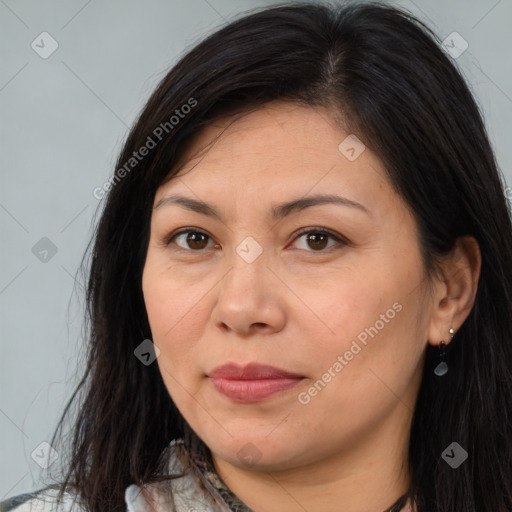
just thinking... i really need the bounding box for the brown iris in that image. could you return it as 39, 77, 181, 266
186, 232, 209, 250
306, 232, 329, 250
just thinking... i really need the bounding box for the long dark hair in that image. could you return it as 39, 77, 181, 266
43, 2, 512, 511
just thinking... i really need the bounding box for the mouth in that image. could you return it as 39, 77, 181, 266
207, 362, 305, 403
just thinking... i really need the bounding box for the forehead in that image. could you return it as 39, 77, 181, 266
159, 101, 389, 197
177, 102, 345, 166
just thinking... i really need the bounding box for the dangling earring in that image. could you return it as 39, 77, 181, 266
434, 328, 454, 377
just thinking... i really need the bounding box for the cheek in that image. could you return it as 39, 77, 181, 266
142, 267, 207, 367
303, 272, 396, 349
303, 265, 424, 388
307, 287, 424, 413
143, 275, 207, 406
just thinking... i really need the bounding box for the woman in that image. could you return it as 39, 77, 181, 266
2, 1, 511, 511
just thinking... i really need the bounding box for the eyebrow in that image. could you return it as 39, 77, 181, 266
153, 193, 370, 221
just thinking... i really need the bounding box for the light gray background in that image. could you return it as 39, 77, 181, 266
1, 0, 511, 499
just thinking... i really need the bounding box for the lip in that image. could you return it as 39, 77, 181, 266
208, 362, 305, 403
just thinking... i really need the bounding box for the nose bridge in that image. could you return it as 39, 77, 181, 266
224, 235, 268, 293
211, 235, 282, 334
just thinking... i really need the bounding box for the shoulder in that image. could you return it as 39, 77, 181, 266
0, 485, 87, 512
1, 440, 229, 512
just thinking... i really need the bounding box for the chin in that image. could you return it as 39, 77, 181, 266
206, 432, 308, 472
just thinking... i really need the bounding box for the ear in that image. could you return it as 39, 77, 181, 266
427, 236, 481, 346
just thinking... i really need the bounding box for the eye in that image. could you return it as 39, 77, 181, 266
164, 228, 217, 251
162, 227, 347, 252
290, 227, 347, 252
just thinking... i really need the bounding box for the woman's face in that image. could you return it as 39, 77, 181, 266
142, 101, 432, 472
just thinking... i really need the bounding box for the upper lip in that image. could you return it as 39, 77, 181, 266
208, 362, 304, 380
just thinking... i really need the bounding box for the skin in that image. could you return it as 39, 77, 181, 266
142, 101, 481, 512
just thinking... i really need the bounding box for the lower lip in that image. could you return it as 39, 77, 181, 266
209, 377, 304, 402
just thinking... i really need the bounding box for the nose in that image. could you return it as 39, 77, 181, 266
210, 244, 286, 337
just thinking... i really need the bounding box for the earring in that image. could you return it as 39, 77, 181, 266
434, 328, 454, 377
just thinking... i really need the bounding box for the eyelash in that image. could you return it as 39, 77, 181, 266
161, 226, 348, 253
